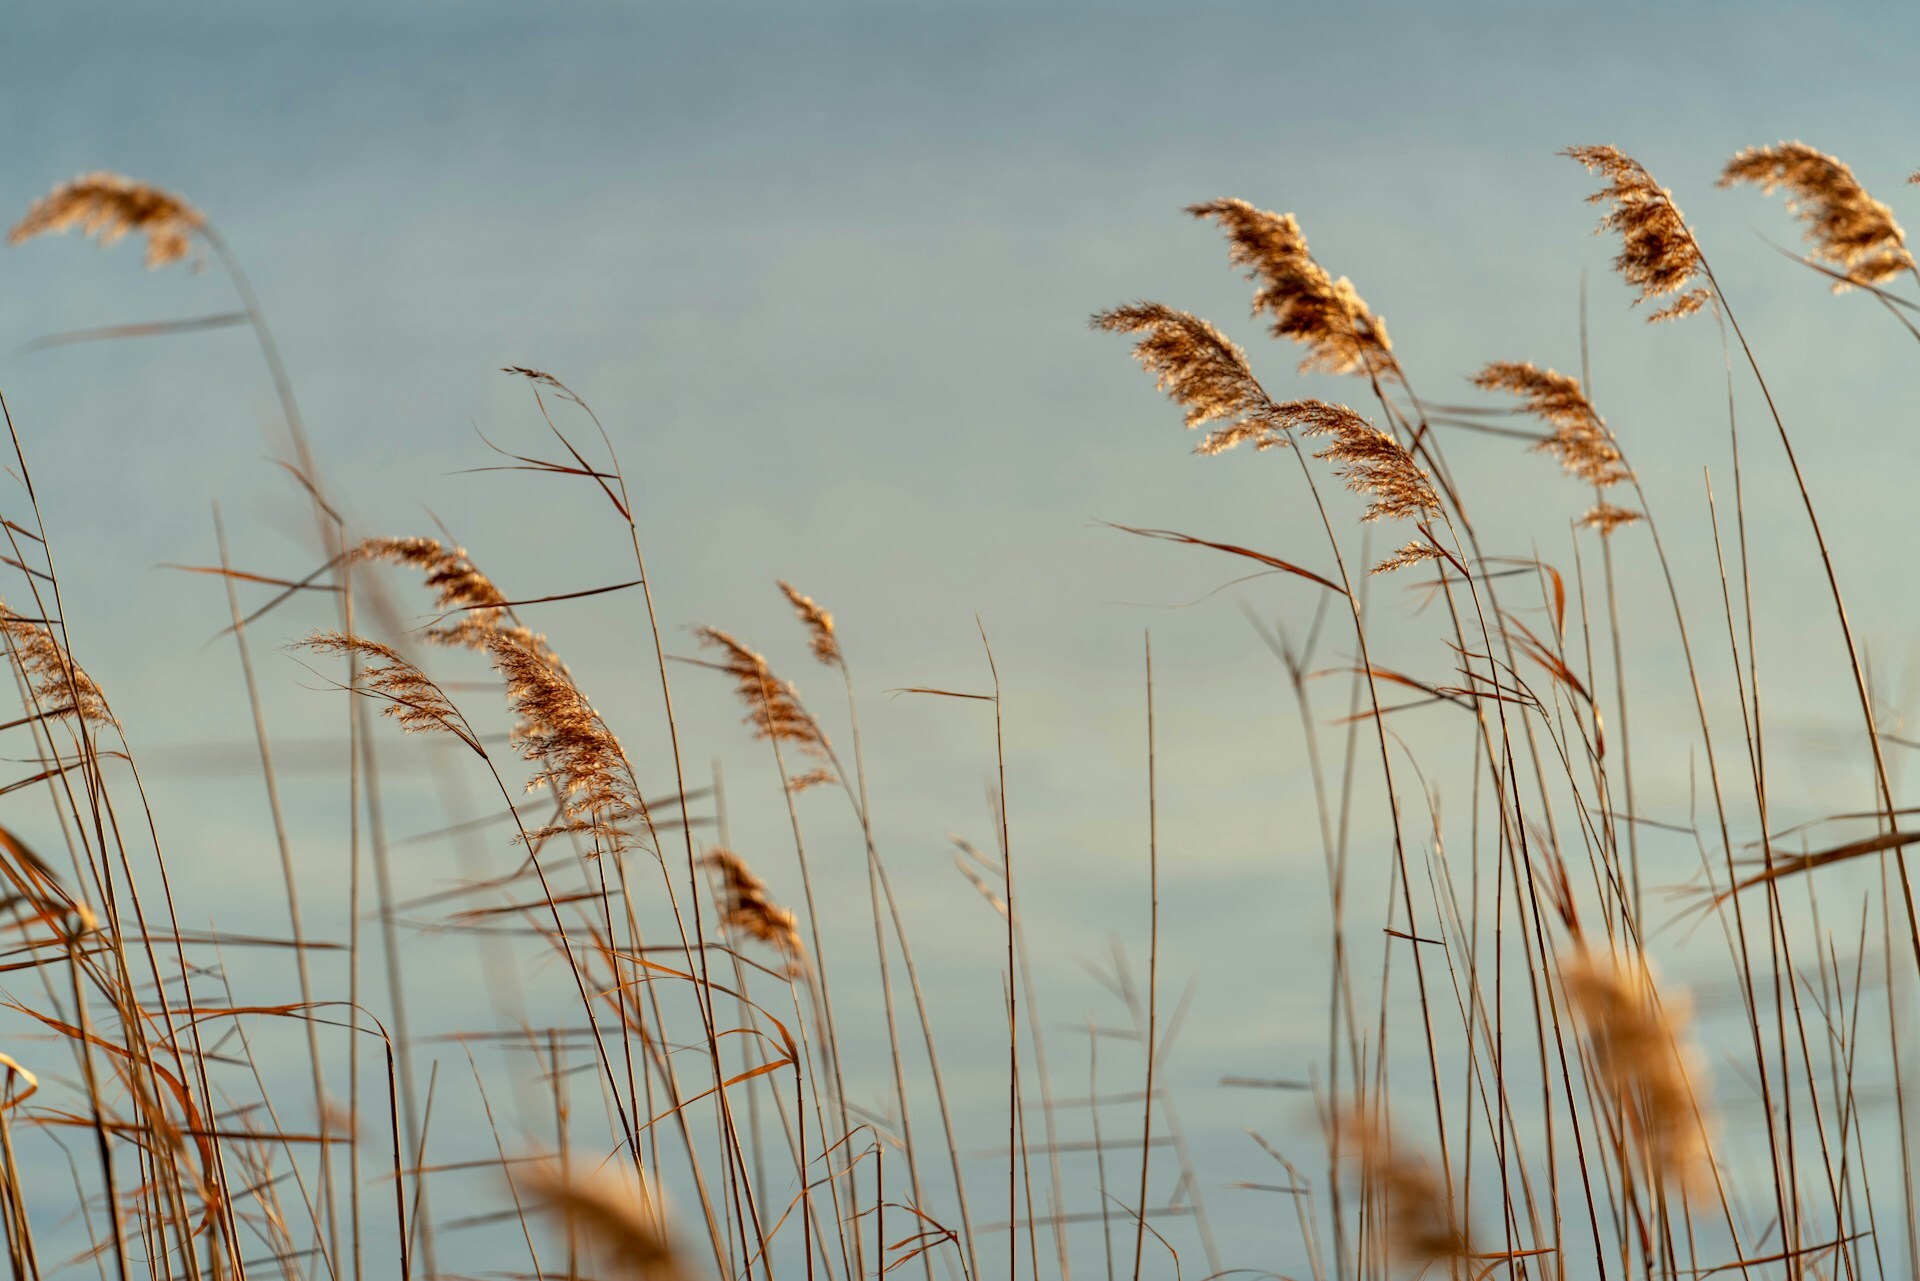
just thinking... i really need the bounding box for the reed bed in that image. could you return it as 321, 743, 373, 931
0, 140, 1916, 1281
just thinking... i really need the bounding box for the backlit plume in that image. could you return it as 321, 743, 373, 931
1093, 302, 1288, 455
1561, 949, 1713, 1192
1579, 503, 1643, 536
9, 172, 204, 269
1187, 198, 1400, 380
353, 536, 508, 648
1472, 361, 1629, 488
1301, 409, 1440, 524
1565, 145, 1711, 322
1371, 540, 1444, 576
703, 849, 803, 956
1719, 141, 1914, 288
0, 604, 111, 725
1342, 1108, 1470, 1272
521, 1161, 685, 1281
694, 627, 835, 789
777, 580, 841, 667
299, 632, 481, 755
486, 628, 645, 852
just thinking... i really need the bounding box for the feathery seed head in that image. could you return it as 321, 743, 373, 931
1094, 302, 1292, 454
1371, 540, 1445, 576
521, 1161, 685, 1281
0, 604, 111, 725
1565, 146, 1711, 322
1473, 361, 1628, 487
1579, 502, 1643, 536
1562, 949, 1713, 1191
1719, 141, 1914, 288
777, 580, 841, 667
1341, 1108, 1470, 1271
694, 627, 831, 772
353, 536, 511, 648
10, 172, 204, 269
1187, 199, 1400, 379
298, 632, 480, 754
703, 849, 803, 956
1300, 411, 1440, 522
485, 629, 645, 853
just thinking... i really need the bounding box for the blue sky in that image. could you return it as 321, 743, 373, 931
5, 2, 1920, 1275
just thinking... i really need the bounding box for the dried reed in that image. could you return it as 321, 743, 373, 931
1720, 141, 1914, 287
9, 171, 204, 268
1565, 145, 1711, 320
703, 849, 803, 957
1560, 949, 1714, 1193
1187, 198, 1399, 379
0, 603, 111, 723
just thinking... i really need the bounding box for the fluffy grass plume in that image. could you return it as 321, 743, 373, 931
1561, 949, 1714, 1192
1187, 197, 1399, 379
8, 171, 203, 268
1720, 140, 1914, 287
1565, 144, 1711, 320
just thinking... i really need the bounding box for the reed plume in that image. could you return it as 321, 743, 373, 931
9, 172, 204, 268
1342, 1107, 1470, 1273
1561, 949, 1713, 1192
1371, 540, 1444, 576
1719, 141, 1913, 287
703, 849, 803, 956
298, 631, 482, 754
1471, 361, 1628, 488
520, 1161, 686, 1281
1564, 145, 1710, 321
0, 604, 111, 724
692, 627, 833, 789
1094, 302, 1382, 456
486, 628, 645, 851
1187, 198, 1399, 379
353, 536, 508, 648
1301, 409, 1440, 524
777, 580, 841, 667
1578, 502, 1642, 536
1093, 302, 1287, 454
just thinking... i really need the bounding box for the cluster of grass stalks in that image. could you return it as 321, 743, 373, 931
0, 140, 1915, 1281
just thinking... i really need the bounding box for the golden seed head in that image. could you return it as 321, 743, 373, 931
298, 631, 480, 754
694, 627, 830, 760
485, 628, 645, 854
777, 580, 841, 667
1094, 301, 1287, 454
1473, 361, 1629, 488
520, 1161, 685, 1281
353, 536, 510, 649
1371, 540, 1444, 576
1720, 141, 1914, 289
1579, 502, 1643, 536
703, 849, 804, 956
1564, 145, 1711, 322
1300, 411, 1440, 523
1561, 949, 1713, 1191
0, 603, 112, 725
1340, 1108, 1470, 1270
1187, 198, 1400, 380
10, 172, 204, 269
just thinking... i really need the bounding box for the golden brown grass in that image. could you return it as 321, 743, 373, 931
1719, 140, 1914, 287
5, 135, 1920, 1281
8, 171, 204, 268
1565, 144, 1711, 320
